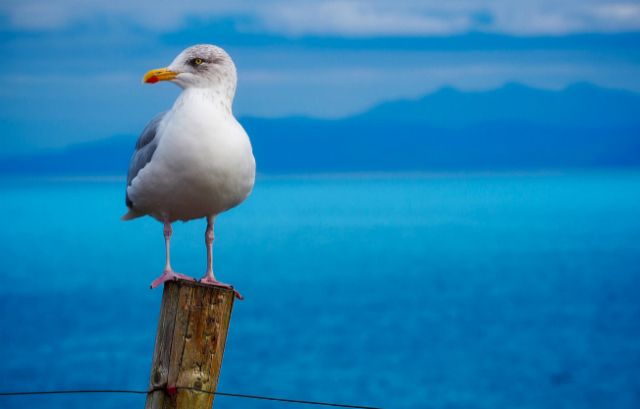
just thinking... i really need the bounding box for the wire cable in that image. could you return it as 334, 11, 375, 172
0, 387, 382, 409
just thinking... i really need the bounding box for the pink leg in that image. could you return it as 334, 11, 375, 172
200, 216, 243, 300
150, 221, 194, 289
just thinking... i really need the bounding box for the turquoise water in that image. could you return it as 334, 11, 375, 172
1, 172, 639, 408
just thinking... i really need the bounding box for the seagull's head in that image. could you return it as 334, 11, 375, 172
143, 44, 237, 91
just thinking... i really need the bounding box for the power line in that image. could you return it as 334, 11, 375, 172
0, 390, 146, 396
0, 387, 382, 409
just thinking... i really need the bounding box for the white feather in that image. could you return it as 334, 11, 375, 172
126, 80, 255, 222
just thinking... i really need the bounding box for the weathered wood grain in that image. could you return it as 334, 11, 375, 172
145, 280, 235, 409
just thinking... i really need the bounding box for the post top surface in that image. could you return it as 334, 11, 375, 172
163, 279, 236, 294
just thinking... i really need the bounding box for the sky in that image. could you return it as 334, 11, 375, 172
1, 0, 640, 154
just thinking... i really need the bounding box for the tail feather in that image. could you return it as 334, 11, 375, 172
121, 208, 144, 221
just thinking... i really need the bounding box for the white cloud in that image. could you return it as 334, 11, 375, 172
2, 0, 640, 35
259, 2, 474, 36
588, 3, 640, 30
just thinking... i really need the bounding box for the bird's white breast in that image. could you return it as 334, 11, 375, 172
128, 88, 256, 221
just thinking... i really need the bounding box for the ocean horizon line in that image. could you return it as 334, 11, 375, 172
1, 168, 640, 184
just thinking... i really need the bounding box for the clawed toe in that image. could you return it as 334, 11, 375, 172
199, 276, 244, 300
150, 270, 195, 289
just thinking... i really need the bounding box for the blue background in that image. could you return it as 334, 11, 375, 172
1, 1, 640, 408
2, 174, 639, 408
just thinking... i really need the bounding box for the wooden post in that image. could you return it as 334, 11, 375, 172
145, 280, 235, 409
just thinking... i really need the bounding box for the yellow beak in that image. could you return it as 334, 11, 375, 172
142, 67, 178, 84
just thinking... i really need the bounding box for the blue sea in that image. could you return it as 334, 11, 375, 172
1, 172, 639, 409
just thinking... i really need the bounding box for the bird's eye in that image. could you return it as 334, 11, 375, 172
193, 58, 204, 65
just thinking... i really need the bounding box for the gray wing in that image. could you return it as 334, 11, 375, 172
125, 112, 166, 207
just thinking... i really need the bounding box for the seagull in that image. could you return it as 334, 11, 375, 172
122, 44, 255, 297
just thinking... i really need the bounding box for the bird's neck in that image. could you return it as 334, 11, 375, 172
175, 85, 235, 115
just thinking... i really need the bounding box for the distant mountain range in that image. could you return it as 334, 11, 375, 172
1, 82, 639, 175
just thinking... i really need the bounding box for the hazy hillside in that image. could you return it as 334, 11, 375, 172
355, 82, 640, 128
1, 83, 639, 174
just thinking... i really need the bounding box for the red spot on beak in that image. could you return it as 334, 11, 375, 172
146, 76, 159, 84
